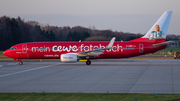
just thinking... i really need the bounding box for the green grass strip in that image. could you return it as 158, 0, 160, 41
0, 93, 180, 101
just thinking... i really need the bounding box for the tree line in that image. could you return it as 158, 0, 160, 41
0, 16, 179, 51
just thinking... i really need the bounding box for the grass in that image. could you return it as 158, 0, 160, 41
0, 93, 180, 101
129, 48, 180, 59
0, 51, 6, 57
149, 48, 180, 55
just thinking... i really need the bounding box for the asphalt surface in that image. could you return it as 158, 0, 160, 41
0, 59, 180, 94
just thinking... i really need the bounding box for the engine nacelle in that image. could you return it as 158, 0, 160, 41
61, 54, 78, 63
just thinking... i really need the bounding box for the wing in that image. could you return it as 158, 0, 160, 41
75, 37, 116, 57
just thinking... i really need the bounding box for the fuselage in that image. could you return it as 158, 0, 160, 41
3, 39, 166, 60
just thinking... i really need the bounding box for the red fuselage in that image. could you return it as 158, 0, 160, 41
3, 38, 166, 60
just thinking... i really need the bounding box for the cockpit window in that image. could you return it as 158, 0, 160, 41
10, 47, 17, 50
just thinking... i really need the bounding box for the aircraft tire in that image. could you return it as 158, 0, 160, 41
86, 60, 91, 65
19, 61, 23, 65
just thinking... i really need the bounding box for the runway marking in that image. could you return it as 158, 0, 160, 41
7, 63, 19, 66
0, 64, 59, 78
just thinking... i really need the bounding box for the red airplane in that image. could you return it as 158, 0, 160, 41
3, 11, 173, 65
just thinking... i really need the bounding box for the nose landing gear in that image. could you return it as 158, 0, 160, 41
19, 60, 23, 65
13, 58, 23, 65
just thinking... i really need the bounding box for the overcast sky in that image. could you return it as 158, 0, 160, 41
0, 0, 180, 34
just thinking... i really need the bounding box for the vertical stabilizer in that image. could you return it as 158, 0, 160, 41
130, 11, 172, 42
143, 11, 172, 39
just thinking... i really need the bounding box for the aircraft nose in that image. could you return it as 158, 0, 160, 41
3, 50, 10, 57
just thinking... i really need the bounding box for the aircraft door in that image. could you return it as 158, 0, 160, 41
22, 44, 27, 53
139, 44, 143, 53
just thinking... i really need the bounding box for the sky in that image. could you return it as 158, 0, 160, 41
0, 0, 180, 35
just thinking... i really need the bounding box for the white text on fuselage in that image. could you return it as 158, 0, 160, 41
31, 44, 123, 52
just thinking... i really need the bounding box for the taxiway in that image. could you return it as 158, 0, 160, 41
0, 59, 180, 94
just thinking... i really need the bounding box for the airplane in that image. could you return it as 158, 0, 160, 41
3, 11, 173, 65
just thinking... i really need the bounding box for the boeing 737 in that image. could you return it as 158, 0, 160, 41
3, 11, 173, 65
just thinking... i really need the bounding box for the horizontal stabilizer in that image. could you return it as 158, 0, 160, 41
153, 41, 174, 47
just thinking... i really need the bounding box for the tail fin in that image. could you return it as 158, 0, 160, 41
130, 11, 172, 43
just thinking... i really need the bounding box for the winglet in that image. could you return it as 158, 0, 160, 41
75, 37, 116, 57
105, 37, 116, 49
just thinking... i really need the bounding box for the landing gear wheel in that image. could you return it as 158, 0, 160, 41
86, 60, 91, 65
19, 61, 23, 65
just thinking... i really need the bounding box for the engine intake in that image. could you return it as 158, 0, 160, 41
61, 54, 78, 63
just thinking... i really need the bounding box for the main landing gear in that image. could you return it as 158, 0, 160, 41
86, 60, 91, 65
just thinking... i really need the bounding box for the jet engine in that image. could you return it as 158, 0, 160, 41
61, 54, 78, 63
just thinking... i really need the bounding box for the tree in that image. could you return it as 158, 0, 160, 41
0, 16, 146, 51
10, 18, 22, 44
